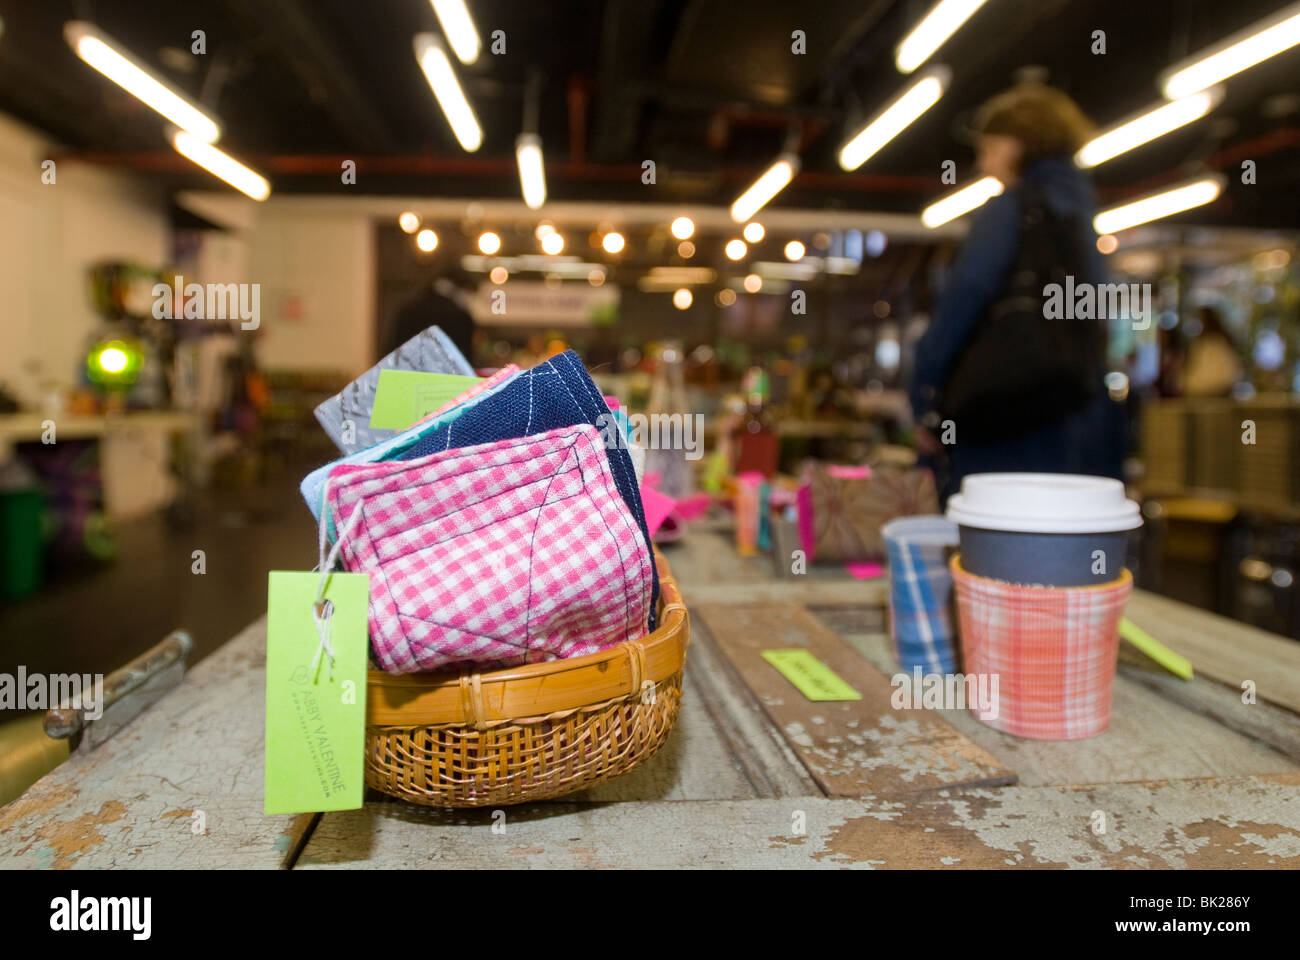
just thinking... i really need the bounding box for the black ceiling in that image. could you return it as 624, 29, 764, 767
0, 0, 1298, 226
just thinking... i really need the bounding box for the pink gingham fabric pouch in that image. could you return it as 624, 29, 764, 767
324, 424, 653, 674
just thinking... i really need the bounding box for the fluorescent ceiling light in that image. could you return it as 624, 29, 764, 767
730, 153, 799, 222
430, 0, 481, 64
895, 0, 990, 73
65, 21, 220, 143
1093, 176, 1225, 234
516, 133, 546, 209
413, 33, 482, 152
171, 131, 269, 200
645, 266, 717, 284
1076, 88, 1223, 168
921, 176, 1002, 228
462, 254, 597, 278
1161, 2, 1300, 98
753, 261, 818, 281
839, 68, 949, 170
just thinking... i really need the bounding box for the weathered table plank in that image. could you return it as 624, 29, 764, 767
0, 618, 300, 869
297, 773, 1300, 869
696, 603, 1018, 796
1125, 590, 1300, 715
831, 612, 1300, 787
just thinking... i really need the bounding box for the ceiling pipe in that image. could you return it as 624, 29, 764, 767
47, 151, 942, 192
1093, 126, 1300, 202
49, 127, 1298, 200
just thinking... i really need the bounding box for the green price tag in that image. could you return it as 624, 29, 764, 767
264, 571, 370, 815
761, 649, 862, 702
369, 369, 481, 430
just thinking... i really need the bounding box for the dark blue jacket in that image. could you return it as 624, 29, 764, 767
910, 155, 1125, 499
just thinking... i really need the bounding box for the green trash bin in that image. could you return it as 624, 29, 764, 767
0, 461, 45, 601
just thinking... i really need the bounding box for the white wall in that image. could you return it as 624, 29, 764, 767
0, 112, 169, 408
0, 111, 379, 410
243, 202, 375, 377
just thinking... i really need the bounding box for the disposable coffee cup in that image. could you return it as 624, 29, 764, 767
945, 473, 1141, 587
881, 516, 960, 675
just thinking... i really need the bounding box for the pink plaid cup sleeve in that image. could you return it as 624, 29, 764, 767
951, 556, 1132, 740
325, 424, 653, 674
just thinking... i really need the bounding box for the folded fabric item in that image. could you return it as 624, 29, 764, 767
397, 349, 660, 628
301, 364, 521, 527
313, 326, 475, 455
804, 463, 940, 562
796, 465, 871, 559
326, 424, 653, 674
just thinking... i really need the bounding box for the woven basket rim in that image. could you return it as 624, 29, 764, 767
366, 550, 689, 728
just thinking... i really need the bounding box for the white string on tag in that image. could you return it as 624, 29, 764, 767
311, 478, 365, 681
311, 599, 335, 681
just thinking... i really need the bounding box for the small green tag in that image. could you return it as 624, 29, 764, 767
369, 369, 481, 430
264, 571, 369, 815
1119, 617, 1194, 680
761, 649, 862, 702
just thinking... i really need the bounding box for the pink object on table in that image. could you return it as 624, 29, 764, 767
828, 465, 873, 479
769, 487, 798, 508
640, 483, 677, 538
845, 561, 885, 580
325, 424, 652, 674
674, 493, 711, 522
796, 484, 816, 560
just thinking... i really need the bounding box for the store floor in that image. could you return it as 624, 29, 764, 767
0, 457, 318, 690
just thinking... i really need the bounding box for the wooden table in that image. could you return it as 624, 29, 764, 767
5, 522, 1300, 869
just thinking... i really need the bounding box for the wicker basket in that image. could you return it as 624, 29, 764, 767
363, 552, 690, 807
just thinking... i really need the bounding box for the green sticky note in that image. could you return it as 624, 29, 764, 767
264, 571, 370, 815
762, 649, 862, 702
369, 369, 481, 430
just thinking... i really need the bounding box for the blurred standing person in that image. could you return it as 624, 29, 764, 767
381, 266, 478, 362
910, 82, 1126, 501
1182, 306, 1243, 397
1155, 325, 1186, 397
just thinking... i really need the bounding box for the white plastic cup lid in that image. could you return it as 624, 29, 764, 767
945, 473, 1142, 534
881, 515, 959, 547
